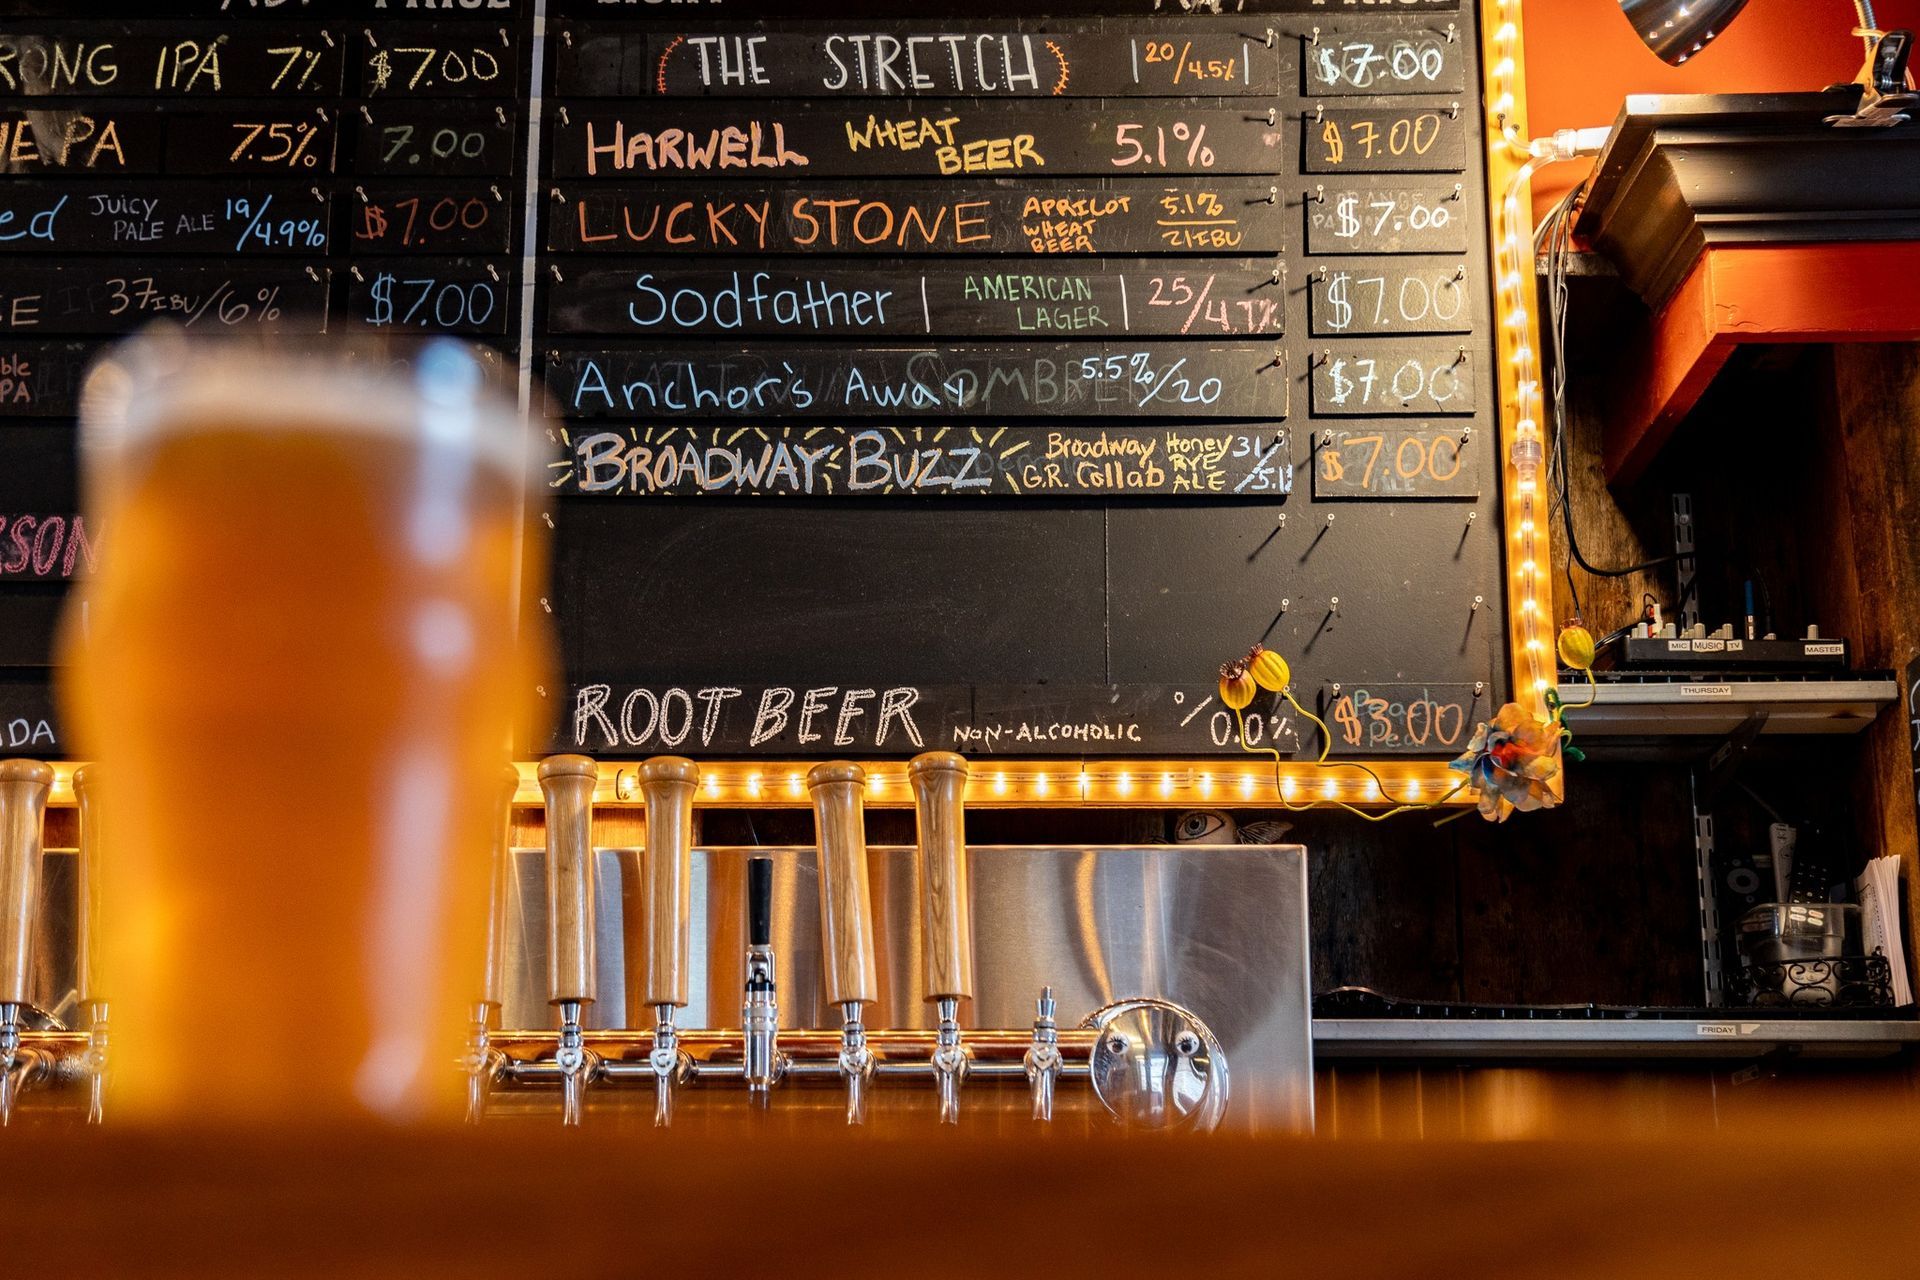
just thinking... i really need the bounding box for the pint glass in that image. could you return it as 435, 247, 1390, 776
60, 331, 548, 1126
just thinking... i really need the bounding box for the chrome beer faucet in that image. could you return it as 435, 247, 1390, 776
539, 755, 602, 1127
0, 760, 53, 1126
637, 757, 699, 1127
909, 752, 975, 1125
807, 762, 877, 1125
1024, 988, 1063, 1123
465, 765, 521, 1125
741, 856, 783, 1105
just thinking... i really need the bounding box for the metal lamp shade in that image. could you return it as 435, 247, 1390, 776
1619, 0, 1752, 64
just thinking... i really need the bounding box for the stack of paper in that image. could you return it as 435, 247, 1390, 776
1854, 856, 1914, 1007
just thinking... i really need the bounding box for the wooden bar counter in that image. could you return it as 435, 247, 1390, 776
5, 1109, 1920, 1276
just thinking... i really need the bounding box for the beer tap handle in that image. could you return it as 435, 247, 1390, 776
909, 752, 975, 1002
481, 764, 522, 1015
0, 760, 52, 1127
910, 752, 973, 1125
72, 764, 107, 1125
742, 856, 781, 1105
807, 761, 876, 1125
639, 756, 698, 1128
467, 764, 521, 1125
748, 855, 773, 952
538, 755, 600, 1127
809, 762, 878, 1007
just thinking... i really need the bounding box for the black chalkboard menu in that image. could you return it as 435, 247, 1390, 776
2, 0, 1510, 768
531, 0, 1504, 762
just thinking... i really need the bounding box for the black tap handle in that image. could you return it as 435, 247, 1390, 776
748, 856, 773, 947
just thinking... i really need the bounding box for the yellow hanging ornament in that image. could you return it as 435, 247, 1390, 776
1218, 657, 1257, 710
1556, 622, 1596, 672
1246, 644, 1291, 693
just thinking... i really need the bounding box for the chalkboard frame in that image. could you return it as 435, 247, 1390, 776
515, 0, 1559, 811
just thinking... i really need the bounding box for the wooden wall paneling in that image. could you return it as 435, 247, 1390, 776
1826, 343, 1920, 937
1293, 810, 1461, 1002
1545, 281, 1670, 633
1453, 765, 1698, 1006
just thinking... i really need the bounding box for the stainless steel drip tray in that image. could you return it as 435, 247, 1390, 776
498, 843, 1311, 1134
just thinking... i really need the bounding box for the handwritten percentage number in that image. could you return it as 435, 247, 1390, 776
1209, 707, 1292, 749
1144, 273, 1275, 335
230, 121, 323, 169
1112, 121, 1214, 170
266, 45, 325, 93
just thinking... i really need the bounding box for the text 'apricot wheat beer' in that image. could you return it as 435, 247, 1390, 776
60, 331, 550, 1126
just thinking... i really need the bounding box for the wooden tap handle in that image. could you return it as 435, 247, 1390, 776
71, 764, 103, 1005
638, 756, 699, 1010
808, 761, 876, 1008
537, 755, 599, 1007
909, 751, 974, 1003
480, 764, 521, 1010
0, 760, 53, 1006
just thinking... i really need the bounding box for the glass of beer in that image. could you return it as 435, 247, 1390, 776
59, 329, 550, 1126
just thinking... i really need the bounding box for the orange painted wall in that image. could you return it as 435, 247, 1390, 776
1522, 0, 1920, 216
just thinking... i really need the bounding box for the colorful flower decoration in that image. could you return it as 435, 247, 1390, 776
1449, 701, 1563, 823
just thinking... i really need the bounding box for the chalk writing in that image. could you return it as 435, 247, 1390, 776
551, 180, 1287, 254
548, 259, 1285, 338
554, 103, 1283, 178
555, 423, 1292, 498
1309, 262, 1471, 335
1310, 344, 1475, 415
1306, 184, 1468, 254
1304, 106, 1466, 174
362, 27, 518, 96
1311, 423, 1478, 498
555, 681, 1302, 757
1303, 29, 1465, 95
0, 262, 326, 333
0, 182, 329, 253
353, 184, 507, 252
352, 259, 507, 333
357, 103, 516, 175
0, 28, 342, 97
0, 341, 90, 416
1322, 681, 1484, 755
549, 343, 1286, 419
0, 513, 98, 578
558, 24, 1287, 98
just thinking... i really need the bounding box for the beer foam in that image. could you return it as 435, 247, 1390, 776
84, 336, 536, 482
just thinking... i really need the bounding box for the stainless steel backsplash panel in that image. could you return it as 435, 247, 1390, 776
500, 844, 1312, 1133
